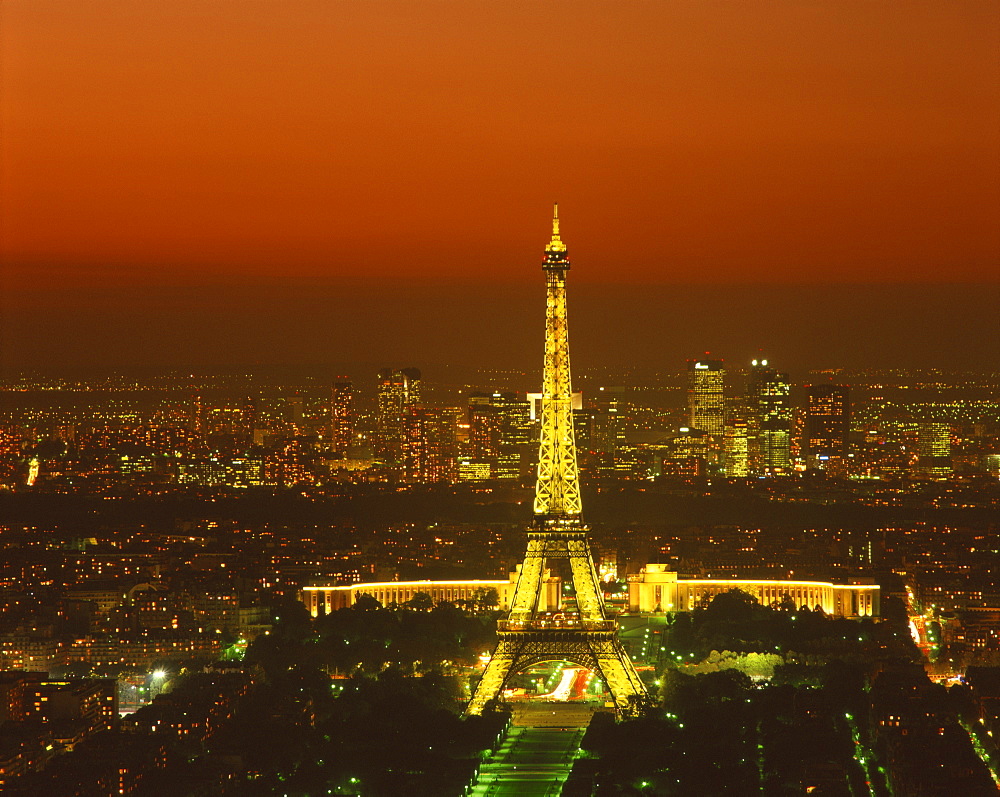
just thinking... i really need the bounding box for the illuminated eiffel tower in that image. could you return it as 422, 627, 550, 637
466, 206, 647, 717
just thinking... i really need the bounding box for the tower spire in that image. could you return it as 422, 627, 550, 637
545, 202, 567, 254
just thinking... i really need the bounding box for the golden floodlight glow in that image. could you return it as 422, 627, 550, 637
301, 579, 508, 592
466, 208, 647, 717
534, 203, 581, 516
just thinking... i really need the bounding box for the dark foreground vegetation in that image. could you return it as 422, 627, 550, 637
8, 590, 1000, 795
6, 598, 508, 796
567, 590, 1000, 796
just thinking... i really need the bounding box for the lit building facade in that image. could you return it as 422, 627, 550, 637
491, 392, 533, 479
301, 572, 562, 615
456, 458, 491, 481
628, 564, 879, 618
724, 420, 750, 477
804, 383, 850, 469
301, 566, 880, 620
687, 359, 725, 438
401, 406, 459, 483
329, 381, 354, 455
747, 360, 791, 474
917, 422, 952, 479
375, 368, 421, 462
461, 391, 532, 479
468, 397, 502, 463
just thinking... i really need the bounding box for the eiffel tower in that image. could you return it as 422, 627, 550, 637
466, 206, 647, 717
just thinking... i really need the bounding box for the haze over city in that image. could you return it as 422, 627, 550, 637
2, 1, 998, 372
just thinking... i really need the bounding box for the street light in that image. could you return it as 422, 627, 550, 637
148, 670, 168, 701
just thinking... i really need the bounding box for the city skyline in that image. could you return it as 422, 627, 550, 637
1, 214, 999, 793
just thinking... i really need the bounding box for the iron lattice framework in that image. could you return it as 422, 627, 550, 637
466, 206, 647, 717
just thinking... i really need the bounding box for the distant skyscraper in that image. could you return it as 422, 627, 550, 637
402, 406, 458, 483
241, 395, 258, 448
804, 384, 850, 469
468, 401, 502, 462
375, 368, 421, 462
285, 396, 304, 427
687, 359, 725, 437
191, 393, 204, 436
329, 381, 354, 455
918, 422, 952, 479
723, 420, 750, 477
490, 391, 533, 479
461, 391, 532, 479
747, 359, 791, 475
589, 386, 626, 476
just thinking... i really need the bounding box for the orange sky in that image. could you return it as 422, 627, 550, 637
3, 0, 998, 291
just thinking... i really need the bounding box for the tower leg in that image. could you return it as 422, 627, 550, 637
566, 537, 605, 622
466, 646, 515, 716
507, 536, 550, 624
594, 644, 648, 716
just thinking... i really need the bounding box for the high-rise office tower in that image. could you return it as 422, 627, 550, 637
804, 384, 850, 469
747, 359, 792, 475
462, 391, 533, 479
241, 395, 258, 448
687, 359, 725, 437
491, 391, 533, 479
466, 205, 646, 717
402, 406, 458, 483
285, 396, 305, 428
468, 403, 502, 461
375, 368, 421, 461
572, 406, 600, 476
724, 420, 750, 477
917, 422, 952, 479
329, 381, 354, 455
191, 393, 204, 436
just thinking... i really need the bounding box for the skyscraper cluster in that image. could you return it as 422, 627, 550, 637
682, 357, 855, 477
374, 368, 422, 463
464, 392, 533, 480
